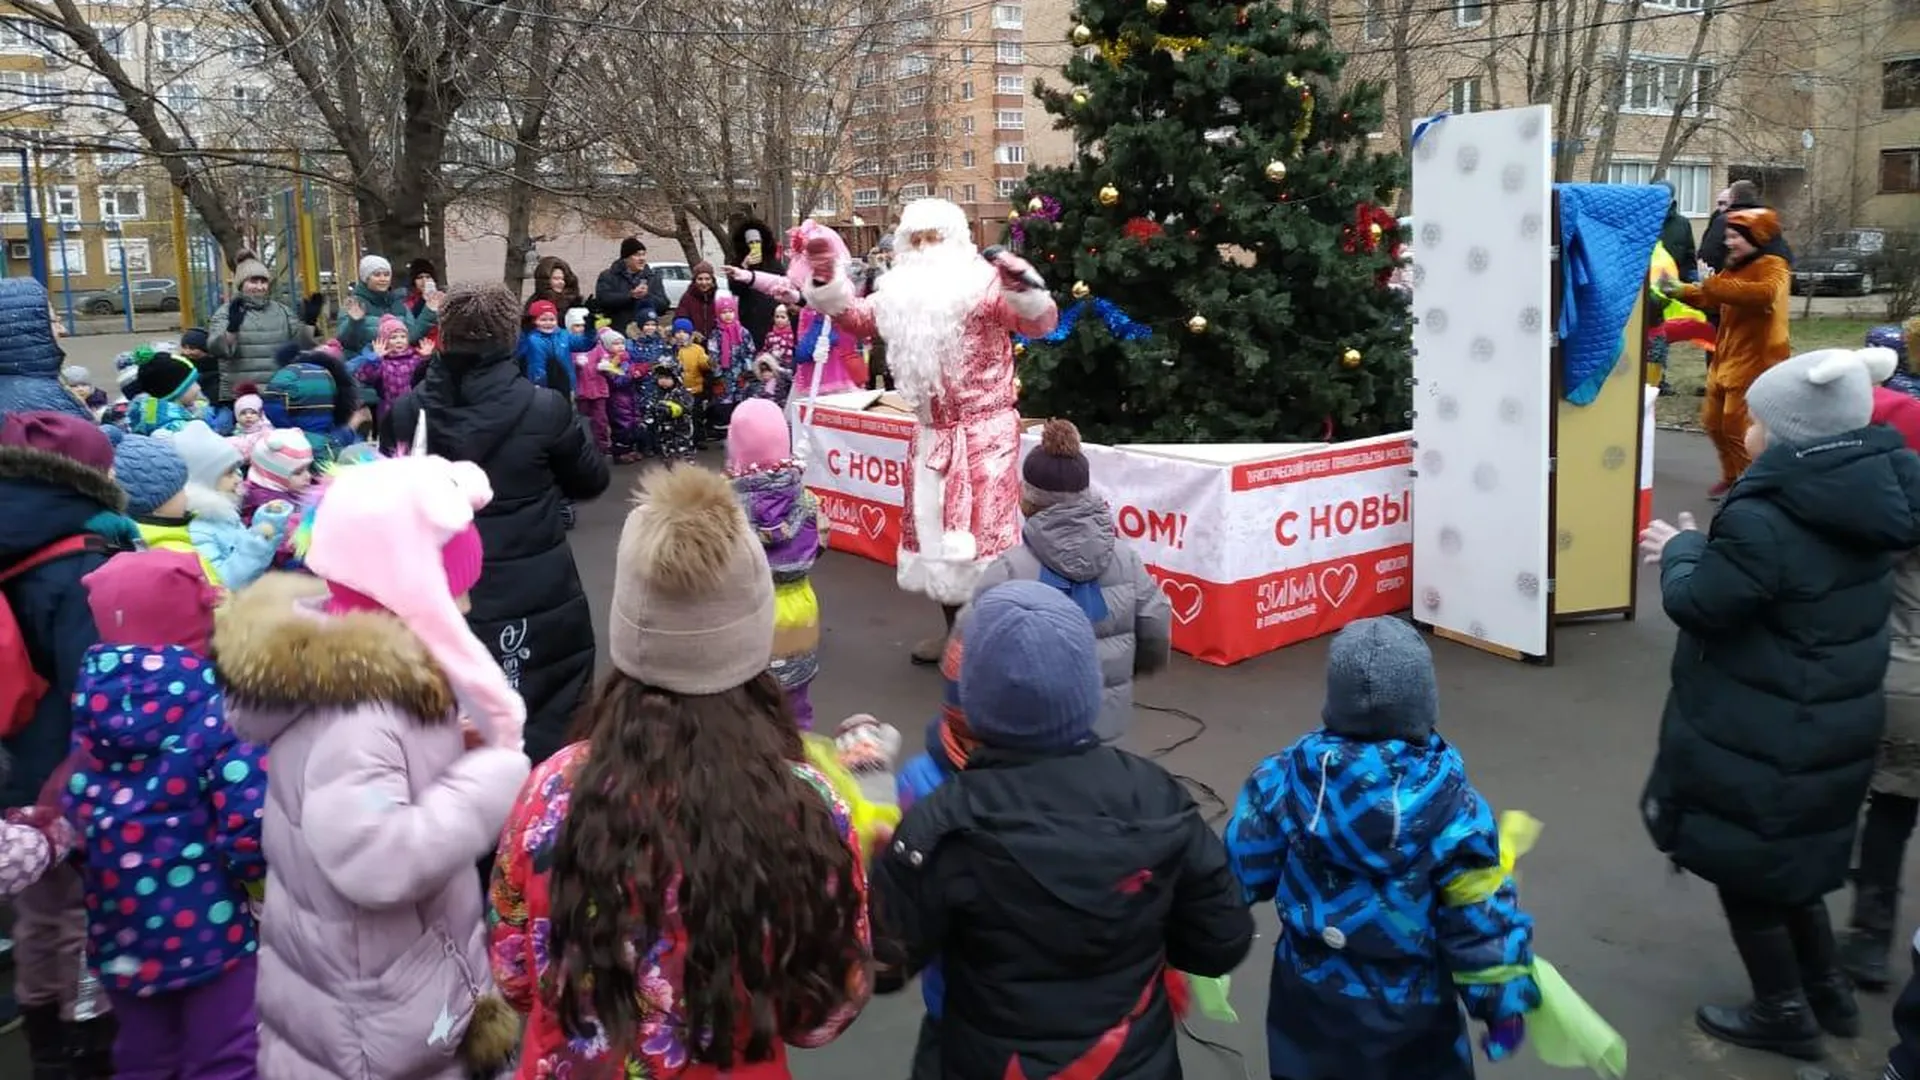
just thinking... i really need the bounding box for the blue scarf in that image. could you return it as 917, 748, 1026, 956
1027, 530, 1108, 622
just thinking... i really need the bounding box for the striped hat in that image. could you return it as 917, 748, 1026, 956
249, 428, 314, 491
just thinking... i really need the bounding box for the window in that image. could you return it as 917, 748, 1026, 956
157, 28, 194, 63
995, 109, 1025, 129
899, 183, 930, 200
164, 83, 199, 115
1607, 160, 1713, 215
997, 177, 1021, 198
1639, 0, 1704, 10
1886, 59, 1920, 111
961, 116, 975, 134
95, 149, 136, 172
0, 18, 45, 54
961, 149, 976, 167
1454, 0, 1485, 26
232, 33, 265, 64
1882, 149, 1920, 194
39, 150, 72, 175
854, 127, 879, 145
944, 185, 956, 201
995, 143, 1026, 164
0, 71, 56, 109
1448, 76, 1482, 114
86, 80, 114, 110
900, 151, 935, 171
50, 239, 85, 276
105, 237, 152, 275
959, 11, 973, 29
960, 183, 978, 201
47, 184, 78, 219
960, 46, 972, 65
996, 74, 1024, 94
98, 186, 146, 220
853, 187, 882, 207
898, 85, 928, 106
232, 84, 262, 109
0, 184, 27, 221
1622, 56, 1714, 116
856, 62, 879, 87
996, 40, 1023, 64
1362, 0, 1384, 40
853, 158, 880, 175
811, 189, 838, 214
97, 24, 127, 57
941, 120, 954, 136
993, 4, 1024, 27
960, 80, 974, 100
898, 53, 929, 76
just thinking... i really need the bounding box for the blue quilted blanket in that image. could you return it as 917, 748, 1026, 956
1557, 183, 1667, 405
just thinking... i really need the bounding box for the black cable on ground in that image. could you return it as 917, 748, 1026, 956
1140, 701, 1230, 823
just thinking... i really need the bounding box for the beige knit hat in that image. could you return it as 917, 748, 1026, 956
609, 464, 775, 693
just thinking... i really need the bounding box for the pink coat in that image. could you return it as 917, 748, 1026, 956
573, 346, 613, 400
219, 575, 529, 1080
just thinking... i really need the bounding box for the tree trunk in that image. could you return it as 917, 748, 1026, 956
1585, 0, 1643, 181
673, 206, 702, 264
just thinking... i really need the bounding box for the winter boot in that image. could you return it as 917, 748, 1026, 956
21, 1002, 70, 1080
1789, 900, 1861, 1038
1696, 923, 1825, 1061
911, 605, 960, 666
65, 1014, 117, 1080
1842, 884, 1898, 993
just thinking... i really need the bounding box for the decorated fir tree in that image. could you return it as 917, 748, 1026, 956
1012, 1, 1412, 444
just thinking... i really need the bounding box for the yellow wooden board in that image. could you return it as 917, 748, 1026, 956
1553, 295, 1645, 617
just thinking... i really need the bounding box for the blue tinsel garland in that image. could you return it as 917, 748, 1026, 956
1015, 298, 1153, 347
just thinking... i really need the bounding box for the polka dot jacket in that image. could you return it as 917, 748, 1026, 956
64, 644, 268, 997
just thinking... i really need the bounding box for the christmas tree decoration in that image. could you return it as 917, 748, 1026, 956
1342, 348, 1363, 368
1071, 280, 1092, 299
1028, 196, 1046, 212
1010, 2, 1408, 443
1007, 208, 1021, 222
1147, 0, 1168, 12
1071, 22, 1093, 44
1071, 88, 1090, 107
1015, 298, 1153, 347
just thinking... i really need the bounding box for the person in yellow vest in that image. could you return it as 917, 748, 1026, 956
1646, 243, 1716, 393
1657, 207, 1793, 498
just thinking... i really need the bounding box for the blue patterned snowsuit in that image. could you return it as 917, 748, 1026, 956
1225, 732, 1538, 1080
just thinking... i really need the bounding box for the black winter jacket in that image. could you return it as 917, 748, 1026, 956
592, 261, 671, 333
1644, 425, 1920, 904
872, 745, 1254, 1080
0, 443, 139, 806
383, 347, 611, 765
1700, 203, 1795, 274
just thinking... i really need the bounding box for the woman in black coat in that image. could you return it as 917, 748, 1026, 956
382, 282, 610, 765
1640, 346, 1920, 1063
727, 218, 785, 343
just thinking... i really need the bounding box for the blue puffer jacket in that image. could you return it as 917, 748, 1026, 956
0, 278, 90, 421
66, 644, 266, 997
0, 442, 140, 806
1226, 732, 1538, 1080
515, 329, 593, 396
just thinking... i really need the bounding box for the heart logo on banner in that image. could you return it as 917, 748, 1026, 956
1319, 563, 1359, 609
1158, 579, 1205, 626
860, 505, 888, 540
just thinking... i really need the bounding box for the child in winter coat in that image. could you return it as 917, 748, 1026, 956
753, 354, 793, 405
64, 549, 267, 1079
607, 331, 648, 463
359, 313, 431, 423
764, 303, 795, 367
1225, 616, 1541, 1080
710, 294, 757, 401
60, 365, 107, 420
647, 358, 698, 462
489, 463, 871, 1079
1641, 345, 1920, 1061
0, 770, 77, 900
260, 351, 362, 468
219, 450, 530, 1080
574, 327, 619, 457
974, 419, 1171, 743
727, 399, 824, 729
226, 388, 274, 461
870, 582, 1253, 1080
518, 300, 590, 399
128, 350, 214, 436
240, 430, 314, 525
139, 422, 283, 591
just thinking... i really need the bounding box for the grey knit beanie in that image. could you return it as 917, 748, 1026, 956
1322, 617, 1439, 744
1747, 347, 1898, 448
437, 282, 521, 352
960, 580, 1102, 752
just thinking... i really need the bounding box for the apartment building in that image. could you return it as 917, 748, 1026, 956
834, 0, 1037, 249
1805, 0, 1920, 233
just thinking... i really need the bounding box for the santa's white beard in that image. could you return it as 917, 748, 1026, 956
872, 242, 992, 409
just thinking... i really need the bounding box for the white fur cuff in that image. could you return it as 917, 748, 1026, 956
803, 274, 856, 317
1003, 286, 1054, 321
940, 529, 978, 563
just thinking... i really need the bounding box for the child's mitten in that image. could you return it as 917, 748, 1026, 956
1482, 1016, 1526, 1062
253, 499, 295, 540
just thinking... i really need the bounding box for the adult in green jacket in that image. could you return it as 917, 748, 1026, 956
208, 250, 314, 403
1640, 345, 1920, 1063
336, 254, 438, 352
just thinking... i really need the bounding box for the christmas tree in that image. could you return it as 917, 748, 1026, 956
1012, 1, 1412, 444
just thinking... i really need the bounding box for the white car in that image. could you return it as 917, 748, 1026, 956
651, 261, 734, 306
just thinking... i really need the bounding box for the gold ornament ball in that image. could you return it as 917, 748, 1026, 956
1341, 347, 1363, 368
1071, 280, 1092, 299
1263, 159, 1288, 183
1146, 0, 1168, 12
1071, 22, 1093, 44
1007, 208, 1021, 222
1369, 222, 1382, 241
1013, 341, 1027, 357
1187, 314, 1209, 334
1097, 184, 1121, 207
1071, 88, 1090, 106
1027, 196, 1045, 212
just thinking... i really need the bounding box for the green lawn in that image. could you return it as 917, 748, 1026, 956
1654, 316, 1883, 430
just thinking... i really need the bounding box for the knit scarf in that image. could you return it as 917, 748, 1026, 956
716, 317, 747, 365
1026, 527, 1110, 623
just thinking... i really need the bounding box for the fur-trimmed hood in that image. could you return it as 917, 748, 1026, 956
214, 572, 455, 744
0, 442, 125, 514
184, 481, 241, 526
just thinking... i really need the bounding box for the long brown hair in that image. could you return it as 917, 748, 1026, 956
546, 670, 864, 1069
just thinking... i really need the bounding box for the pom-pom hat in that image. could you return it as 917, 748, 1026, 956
1022, 418, 1091, 507
1748, 347, 1899, 447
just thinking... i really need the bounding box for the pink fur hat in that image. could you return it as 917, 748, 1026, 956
783, 220, 849, 294
302, 450, 525, 749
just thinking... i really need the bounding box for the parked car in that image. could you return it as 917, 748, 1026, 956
1792, 228, 1917, 297
652, 261, 733, 306
72, 277, 180, 315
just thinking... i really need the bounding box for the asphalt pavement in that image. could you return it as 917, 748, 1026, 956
8, 337, 1901, 1080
